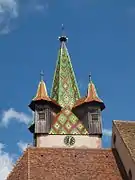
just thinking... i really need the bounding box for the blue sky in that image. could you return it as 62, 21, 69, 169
0, 0, 135, 179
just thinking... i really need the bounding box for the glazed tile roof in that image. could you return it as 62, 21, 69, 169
73, 81, 105, 110
49, 108, 88, 135
32, 79, 50, 101
50, 37, 80, 109
114, 120, 135, 163
29, 79, 61, 111
7, 148, 126, 180
86, 81, 103, 103
31, 80, 60, 105
49, 36, 86, 135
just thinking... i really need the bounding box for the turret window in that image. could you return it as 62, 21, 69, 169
39, 112, 45, 120
91, 114, 98, 121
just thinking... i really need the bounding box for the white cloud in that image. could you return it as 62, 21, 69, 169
103, 129, 112, 136
0, 108, 32, 127
0, 0, 18, 17
0, 0, 49, 34
0, 143, 14, 180
17, 141, 29, 152
0, 0, 18, 34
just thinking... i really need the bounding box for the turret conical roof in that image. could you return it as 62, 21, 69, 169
73, 77, 105, 111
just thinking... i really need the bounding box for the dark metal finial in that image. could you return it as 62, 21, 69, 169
40, 70, 44, 81
89, 73, 92, 82
58, 24, 68, 42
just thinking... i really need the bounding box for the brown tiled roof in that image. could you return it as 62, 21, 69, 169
29, 80, 61, 111
7, 148, 126, 180
73, 81, 105, 110
7, 150, 28, 180
73, 97, 86, 108
114, 120, 135, 163
33, 79, 50, 101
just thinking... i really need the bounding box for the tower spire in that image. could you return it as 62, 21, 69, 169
51, 28, 80, 109
50, 29, 88, 136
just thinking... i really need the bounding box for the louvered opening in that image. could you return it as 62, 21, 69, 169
39, 112, 45, 120
91, 114, 98, 122
88, 110, 101, 135
35, 105, 52, 133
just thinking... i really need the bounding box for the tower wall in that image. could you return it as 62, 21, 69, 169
73, 105, 102, 136
36, 135, 102, 148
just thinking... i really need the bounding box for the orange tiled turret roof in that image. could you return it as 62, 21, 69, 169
73, 77, 105, 110
32, 79, 51, 101
29, 71, 61, 111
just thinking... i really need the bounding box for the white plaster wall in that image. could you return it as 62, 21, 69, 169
36, 135, 101, 149
112, 122, 135, 179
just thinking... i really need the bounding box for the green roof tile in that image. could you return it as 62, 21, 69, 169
51, 38, 80, 109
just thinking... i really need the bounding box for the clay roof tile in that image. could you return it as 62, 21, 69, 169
7, 148, 126, 180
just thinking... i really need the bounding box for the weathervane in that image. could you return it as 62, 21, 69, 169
40, 70, 44, 81
89, 73, 92, 82
58, 24, 68, 42
61, 24, 65, 36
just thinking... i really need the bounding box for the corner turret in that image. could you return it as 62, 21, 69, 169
72, 74, 105, 138
28, 71, 61, 146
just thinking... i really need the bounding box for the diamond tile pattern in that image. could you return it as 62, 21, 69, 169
51, 42, 80, 109
50, 109, 88, 135
49, 40, 88, 135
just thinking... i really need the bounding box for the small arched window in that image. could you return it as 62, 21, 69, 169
128, 169, 132, 180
